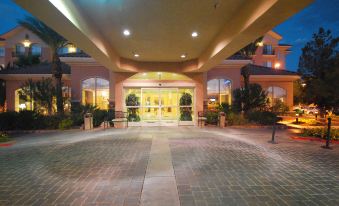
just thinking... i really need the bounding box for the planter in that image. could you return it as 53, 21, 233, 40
291, 136, 339, 144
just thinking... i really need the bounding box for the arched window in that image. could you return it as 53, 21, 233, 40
82, 78, 109, 109
15, 88, 34, 112
207, 78, 232, 109
15, 43, 25, 56
267, 86, 286, 105
30, 44, 42, 56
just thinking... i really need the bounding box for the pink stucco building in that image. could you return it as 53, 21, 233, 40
0, 27, 299, 126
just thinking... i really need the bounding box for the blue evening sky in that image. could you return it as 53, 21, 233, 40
1, 0, 338, 71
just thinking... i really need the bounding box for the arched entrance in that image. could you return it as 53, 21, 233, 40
123, 72, 195, 126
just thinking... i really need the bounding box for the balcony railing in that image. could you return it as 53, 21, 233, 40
262, 49, 275, 55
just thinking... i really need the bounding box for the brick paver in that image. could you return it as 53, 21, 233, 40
0, 127, 338, 206
169, 128, 339, 206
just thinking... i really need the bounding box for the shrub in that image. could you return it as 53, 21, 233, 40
206, 111, 219, 125
300, 128, 338, 140
271, 100, 289, 115
247, 111, 282, 125
93, 109, 108, 127
58, 118, 73, 130
0, 111, 18, 130
226, 113, 248, 125
179, 93, 193, 121
0, 133, 11, 143
233, 83, 268, 113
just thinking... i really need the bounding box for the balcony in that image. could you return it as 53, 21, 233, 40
262, 49, 275, 55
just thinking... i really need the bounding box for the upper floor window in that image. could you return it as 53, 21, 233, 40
0, 47, 5, 57
263, 44, 274, 55
30, 44, 42, 56
264, 61, 272, 68
15, 43, 25, 56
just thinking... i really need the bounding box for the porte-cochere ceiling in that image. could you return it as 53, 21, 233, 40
15, 0, 313, 72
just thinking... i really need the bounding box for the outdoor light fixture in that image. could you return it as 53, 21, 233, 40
180, 54, 187, 59
191, 31, 198, 38
142, 73, 147, 76
274, 62, 281, 69
257, 41, 264, 47
23, 34, 31, 48
123, 29, 130, 36
133, 53, 139, 58
19, 103, 26, 110
301, 83, 306, 87
68, 44, 77, 53
295, 113, 299, 124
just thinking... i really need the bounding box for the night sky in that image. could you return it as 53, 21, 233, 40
1, 0, 338, 71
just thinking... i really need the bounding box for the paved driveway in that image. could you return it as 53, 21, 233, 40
0, 127, 338, 206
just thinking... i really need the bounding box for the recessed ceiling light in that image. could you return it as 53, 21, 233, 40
123, 29, 130, 36
134, 53, 139, 58
142, 73, 147, 76
191, 31, 198, 38
181, 54, 187, 59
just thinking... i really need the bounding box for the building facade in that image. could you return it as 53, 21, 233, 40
0, 27, 299, 126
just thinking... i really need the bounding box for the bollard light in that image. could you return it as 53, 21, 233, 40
295, 113, 299, 124
315, 111, 318, 120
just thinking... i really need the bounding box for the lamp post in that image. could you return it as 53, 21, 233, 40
322, 117, 332, 149
295, 113, 299, 124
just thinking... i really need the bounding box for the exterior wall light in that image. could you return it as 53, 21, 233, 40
19, 103, 26, 110
23, 34, 31, 48
274, 62, 281, 69
68, 44, 77, 53
257, 41, 264, 47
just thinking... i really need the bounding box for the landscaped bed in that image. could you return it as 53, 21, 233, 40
291, 128, 339, 144
0, 133, 14, 147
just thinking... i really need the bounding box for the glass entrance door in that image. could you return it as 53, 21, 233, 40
141, 88, 178, 126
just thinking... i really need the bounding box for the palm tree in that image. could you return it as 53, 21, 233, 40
19, 16, 68, 114
238, 36, 263, 113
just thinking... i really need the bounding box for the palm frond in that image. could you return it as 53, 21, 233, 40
18, 16, 68, 50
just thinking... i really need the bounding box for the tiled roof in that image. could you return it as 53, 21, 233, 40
0, 62, 71, 75
243, 64, 298, 76
227, 54, 251, 60
59, 52, 91, 58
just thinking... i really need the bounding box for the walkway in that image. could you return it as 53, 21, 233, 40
0, 127, 338, 205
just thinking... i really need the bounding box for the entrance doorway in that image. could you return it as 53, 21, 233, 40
141, 88, 178, 126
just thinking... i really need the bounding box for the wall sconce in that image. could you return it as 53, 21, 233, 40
23, 34, 31, 48
274, 62, 281, 69
68, 44, 77, 53
256, 41, 264, 47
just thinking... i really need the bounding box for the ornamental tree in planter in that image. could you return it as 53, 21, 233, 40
179, 92, 193, 121
125, 93, 140, 122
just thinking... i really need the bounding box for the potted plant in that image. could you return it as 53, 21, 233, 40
125, 94, 140, 122
179, 92, 193, 122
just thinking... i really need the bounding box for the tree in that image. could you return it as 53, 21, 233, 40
19, 16, 68, 114
239, 36, 263, 112
298, 28, 339, 112
233, 84, 268, 113
19, 78, 56, 115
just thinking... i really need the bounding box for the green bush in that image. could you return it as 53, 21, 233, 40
301, 128, 338, 140
93, 109, 108, 127
0, 111, 18, 130
271, 100, 289, 115
58, 118, 73, 130
0, 133, 11, 143
226, 113, 248, 125
247, 111, 282, 125
179, 93, 193, 121
206, 111, 219, 125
